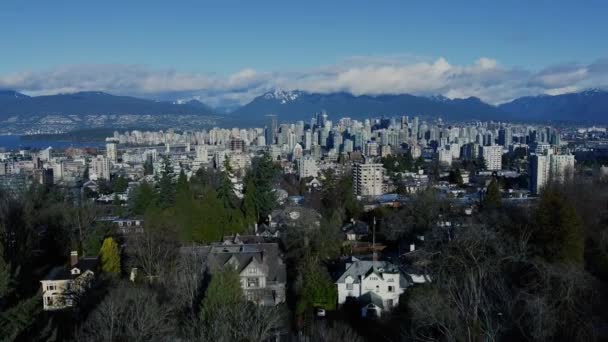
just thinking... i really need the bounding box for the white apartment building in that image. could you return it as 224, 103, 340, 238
482, 145, 503, 171
353, 160, 385, 197
298, 156, 318, 179
530, 151, 575, 194
195, 145, 209, 163
106, 141, 117, 162
91, 155, 111, 180
438, 148, 453, 166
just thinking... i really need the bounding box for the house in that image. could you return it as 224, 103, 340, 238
335, 257, 408, 318
114, 217, 144, 234
181, 241, 286, 306
341, 219, 369, 241
40, 251, 97, 311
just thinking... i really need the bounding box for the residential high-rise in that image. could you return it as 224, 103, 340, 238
353, 159, 385, 197
482, 145, 503, 171
106, 141, 117, 162
195, 145, 209, 163
91, 155, 111, 180
529, 152, 575, 194
298, 156, 318, 179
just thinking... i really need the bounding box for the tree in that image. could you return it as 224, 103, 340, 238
296, 262, 337, 314
176, 169, 189, 195
483, 178, 502, 209
99, 237, 121, 276
449, 168, 464, 186
113, 175, 129, 193
242, 177, 257, 225
76, 283, 175, 341
127, 212, 178, 282
532, 188, 585, 264
157, 157, 175, 209
129, 181, 158, 215
198, 269, 283, 342
247, 152, 279, 220
200, 269, 243, 321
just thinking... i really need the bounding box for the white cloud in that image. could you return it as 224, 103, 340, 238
1, 56, 607, 107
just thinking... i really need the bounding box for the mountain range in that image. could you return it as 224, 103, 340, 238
0, 90, 214, 117
1, 88, 608, 124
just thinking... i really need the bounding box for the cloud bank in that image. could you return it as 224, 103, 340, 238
1, 57, 607, 108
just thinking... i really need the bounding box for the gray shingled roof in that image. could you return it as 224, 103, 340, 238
180, 243, 286, 284
335, 259, 401, 284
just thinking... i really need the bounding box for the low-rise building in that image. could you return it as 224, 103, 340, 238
40, 251, 97, 311
335, 257, 409, 318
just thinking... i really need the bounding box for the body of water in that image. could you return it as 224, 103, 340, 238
0, 135, 104, 150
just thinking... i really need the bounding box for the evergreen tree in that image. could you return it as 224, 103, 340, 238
157, 157, 175, 208
112, 175, 129, 193
248, 152, 279, 221
449, 168, 464, 186
99, 237, 121, 276
176, 169, 189, 195
242, 177, 257, 225
200, 269, 244, 321
483, 178, 502, 209
129, 181, 158, 215
533, 189, 585, 263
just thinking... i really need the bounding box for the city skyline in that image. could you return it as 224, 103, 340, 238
2, 1, 608, 107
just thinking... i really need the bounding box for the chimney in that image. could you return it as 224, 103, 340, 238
70, 251, 79, 267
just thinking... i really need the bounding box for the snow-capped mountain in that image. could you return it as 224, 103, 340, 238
262, 89, 302, 104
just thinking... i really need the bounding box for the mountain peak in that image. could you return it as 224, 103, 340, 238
262, 89, 302, 104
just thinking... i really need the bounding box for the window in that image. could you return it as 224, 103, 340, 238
248, 268, 256, 274
346, 283, 353, 290
388, 286, 394, 293
247, 278, 259, 288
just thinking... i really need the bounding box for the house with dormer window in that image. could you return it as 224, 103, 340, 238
335, 257, 408, 318
40, 251, 97, 311
181, 240, 286, 306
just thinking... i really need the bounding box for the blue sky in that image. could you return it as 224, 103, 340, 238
1, 0, 608, 105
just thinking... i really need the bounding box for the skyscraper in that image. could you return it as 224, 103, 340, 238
265, 114, 278, 146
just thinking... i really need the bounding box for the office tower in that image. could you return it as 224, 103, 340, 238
265, 114, 278, 145
343, 139, 354, 153
498, 127, 512, 148
105, 142, 117, 162
331, 131, 343, 150
320, 128, 329, 147
353, 159, 385, 196
304, 130, 312, 150
482, 145, 503, 171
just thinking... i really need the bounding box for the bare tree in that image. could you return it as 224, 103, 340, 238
76, 283, 175, 342
126, 225, 178, 283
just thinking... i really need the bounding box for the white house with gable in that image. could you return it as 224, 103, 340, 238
335, 257, 408, 318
